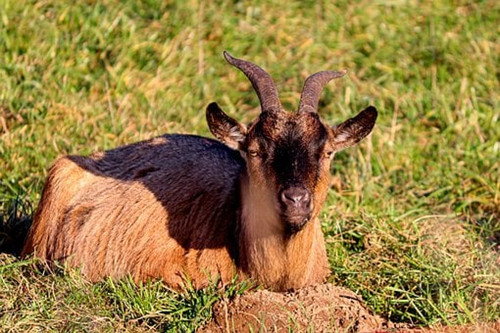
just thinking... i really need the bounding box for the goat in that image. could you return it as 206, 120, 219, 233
22, 52, 377, 291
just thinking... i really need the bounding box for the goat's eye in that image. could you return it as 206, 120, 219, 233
248, 150, 259, 158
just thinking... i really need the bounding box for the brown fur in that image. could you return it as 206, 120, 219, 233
23, 136, 244, 289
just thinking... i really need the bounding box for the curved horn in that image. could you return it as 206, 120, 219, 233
223, 51, 282, 113
298, 70, 347, 113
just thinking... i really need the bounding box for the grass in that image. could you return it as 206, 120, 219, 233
1, 0, 499, 331
0, 254, 252, 331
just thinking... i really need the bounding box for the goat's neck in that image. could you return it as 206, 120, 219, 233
238, 174, 318, 290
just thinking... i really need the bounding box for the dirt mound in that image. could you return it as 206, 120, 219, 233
201, 283, 397, 332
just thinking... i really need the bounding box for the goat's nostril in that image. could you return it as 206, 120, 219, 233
281, 187, 311, 207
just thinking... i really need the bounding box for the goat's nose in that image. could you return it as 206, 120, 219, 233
280, 187, 311, 209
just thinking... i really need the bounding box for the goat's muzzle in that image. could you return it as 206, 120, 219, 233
280, 187, 312, 233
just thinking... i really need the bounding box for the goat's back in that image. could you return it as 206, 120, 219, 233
22, 134, 245, 287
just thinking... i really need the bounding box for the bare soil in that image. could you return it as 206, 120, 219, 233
201, 283, 396, 332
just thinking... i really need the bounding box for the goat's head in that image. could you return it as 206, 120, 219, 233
207, 52, 377, 234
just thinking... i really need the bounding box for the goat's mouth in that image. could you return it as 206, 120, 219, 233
282, 212, 311, 234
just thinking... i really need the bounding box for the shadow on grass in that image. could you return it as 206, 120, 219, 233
473, 209, 500, 251
0, 198, 33, 256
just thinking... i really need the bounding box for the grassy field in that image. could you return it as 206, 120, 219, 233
1, 0, 499, 331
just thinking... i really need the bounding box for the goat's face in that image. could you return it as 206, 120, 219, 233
207, 52, 377, 234
244, 111, 331, 232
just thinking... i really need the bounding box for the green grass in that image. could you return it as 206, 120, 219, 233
1, 0, 499, 331
0, 254, 252, 331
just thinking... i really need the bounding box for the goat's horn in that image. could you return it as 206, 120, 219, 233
298, 70, 347, 113
224, 51, 282, 113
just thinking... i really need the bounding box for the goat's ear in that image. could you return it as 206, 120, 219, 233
206, 102, 247, 150
331, 106, 378, 151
